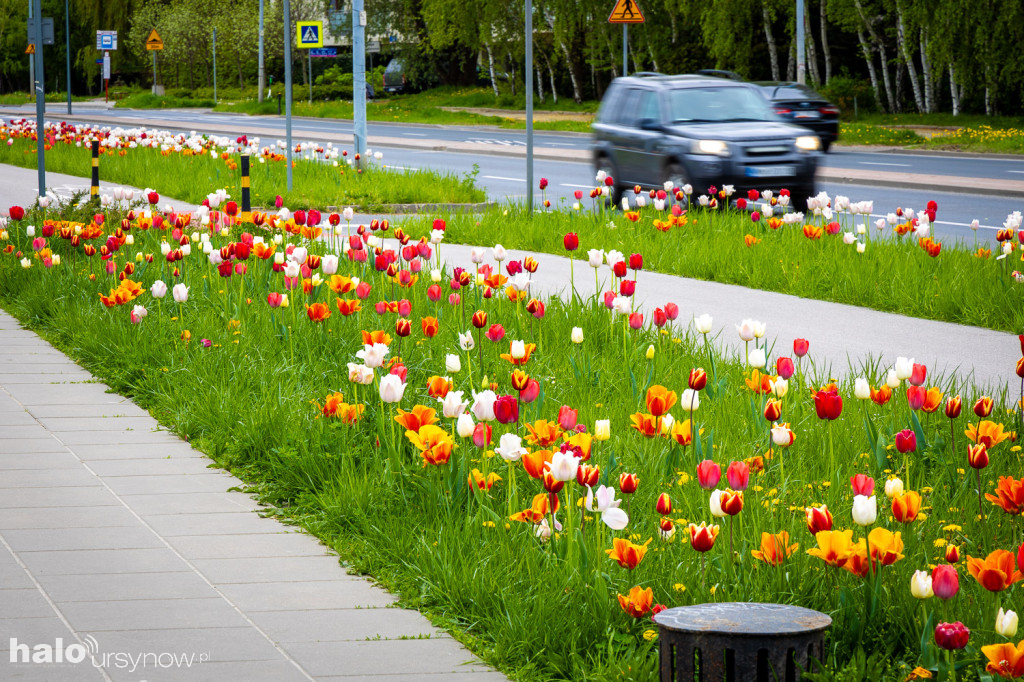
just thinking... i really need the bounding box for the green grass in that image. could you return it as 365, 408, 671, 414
1, 197, 1022, 681
404, 206, 1024, 333
0, 92, 92, 105
0, 132, 484, 209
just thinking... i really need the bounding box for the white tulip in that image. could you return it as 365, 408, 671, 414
736, 318, 757, 341
549, 451, 581, 482
571, 327, 584, 344
709, 490, 727, 518
854, 378, 871, 400
471, 390, 497, 421
492, 244, 506, 261
357, 343, 389, 369
458, 331, 475, 351
886, 369, 900, 389
172, 283, 189, 303
456, 413, 475, 438
894, 357, 914, 381
378, 374, 406, 403
996, 608, 1018, 638
346, 363, 374, 385
321, 255, 339, 275
586, 485, 629, 530
495, 433, 527, 461
445, 354, 462, 373
150, 280, 168, 299
679, 390, 700, 412
852, 495, 877, 526
748, 348, 767, 369
439, 390, 467, 419
510, 340, 526, 359
587, 249, 604, 268
693, 314, 713, 334
910, 570, 934, 599
884, 477, 904, 499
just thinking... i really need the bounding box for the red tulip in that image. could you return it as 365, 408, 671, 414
576, 464, 600, 487
494, 395, 519, 424
932, 564, 959, 599
906, 386, 926, 411
520, 379, 540, 403
293, 209, 307, 226
696, 460, 721, 490
736, 198, 747, 210
628, 313, 643, 329
726, 461, 749, 491
688, 368, 707, 391
974, 396, 993, 418
945, 396, 962, 419
751, 211, 761, 222
793, 338, 809, 357
147, 191, 159, 205
805, 505, 833, 534
967, 443, 989, 469
1017, 542, 1024, 574
539, 178, 548, 190
8, 205, 25, 220
485, 324, 505, 342
747, 189, 760, 201
934, 622, 969, 650
574, 190, 583, 200
894, 429, 917, 454
427, 284, 442, 302
563, 232, 579, 251
850, 473, 875, 496
432, 218, 446, 232
664, 303, 679, 320
775, 357, 795, 380
656, 493, 672, 515
612, 261, 628, 278
813, 388, 842, 420
629, 253, 643, 270
620, 279, 636, 296
909, 363, 927, 386
557, 405, 578, 431
604, 176, 614, 187
472, 423, 492, 448
652, 308, 668, 327
267, 292, 285, 307
471, 310, 488, 329
619, 473, 639, 494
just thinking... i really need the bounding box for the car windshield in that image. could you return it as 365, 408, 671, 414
667, 86, 775, 123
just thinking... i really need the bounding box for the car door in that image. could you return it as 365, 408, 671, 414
604, 87, 641, 184
627, 89, 663, 187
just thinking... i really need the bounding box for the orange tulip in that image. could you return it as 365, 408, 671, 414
803, 223, 823, 239
617, 585, 654, 618
921, 387, 943, 413
305, 302, 331, 322
967, 549, 1024, 592
841, 546, 872, 578
328, 274, 356, 293
524, 419, 563, 447
986, 476, 1024, 515
670, 419, 696, 446
645, 385, 678, 417
510, 493, 558, 523
966, 421, 1014, 450
892, 490, 922, 523
688, 522, 720, 552
807, 529, 861, 568
763, 398, 782, 421
468, 468, 501, 491
335, 298, 361, 316
870, 384, 892, 406
510, 369, 530, 392
867, 527, 905, 567
751, 531, 799, 566
394, 405, 438, 432
629, 412, 661, 438
421, 316, 439, 338
361, 329, 392, 346
606, 537, 651, 570
522, 449, 553, 480
405, 424, 454, 466
981, 640, 1024, 679
426, 375, 453, 399
744, 369, 775, 394
562, 432, 593, 460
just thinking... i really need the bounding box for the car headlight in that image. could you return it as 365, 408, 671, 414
795, 135, 821, 151
692, 139, 730, 156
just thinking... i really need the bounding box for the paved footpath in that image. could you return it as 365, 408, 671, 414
0, 309, 505, 680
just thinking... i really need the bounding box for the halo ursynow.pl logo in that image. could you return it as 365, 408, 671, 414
10, 634, 209, 672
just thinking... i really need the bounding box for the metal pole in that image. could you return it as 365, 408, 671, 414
212, 28, 217, 102
623, 24, 628, 77
90, 139, 99, 199
257, 0, 265, 103
796, 0, 805, 84
31, 0, 45, 198
64, 0, 71, 114
353, 0, 367, 157
308, 50, 312, 105
283, 0, 293, 191
525, 0, 533, 213
152, 52, 156, 91
28, 0, 34, 94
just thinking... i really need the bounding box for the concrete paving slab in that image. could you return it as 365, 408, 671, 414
0, 469, 101, 488
0, 588, 56, 619
58, 597, 247, 632
70, 442, 206, 460
102, 472, 237, 496
0, 506, 140, 530
0, 425, 59, 440
0, 486, 119, 509
0, 411, 38, 426
0, 438, 69, 454
27, 403, 150, 419
54, 429, 181, 447
18, 548, 184, 576
285, 638, 492, 678
193, 556, 348, 584
37, 572, 208, 603
120, 491, 260, 516
215, 581, 397, 611
34, 416, 161, 432
2, 526, 164, 552
88, 626, 288, 664
142, 512, 286, 537
103, 659, 309, 682
0, 452, 83, 470
166, 532, 328, 560
87, 458, 217, 476
247, 607, 441, 643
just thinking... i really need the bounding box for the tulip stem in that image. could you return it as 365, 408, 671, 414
976, 468, 983, 519
946, 649, 956, 682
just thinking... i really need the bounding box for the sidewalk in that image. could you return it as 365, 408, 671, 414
0, 309, 506, 681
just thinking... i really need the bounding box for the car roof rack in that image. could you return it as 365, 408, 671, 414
632, 72, 663, 78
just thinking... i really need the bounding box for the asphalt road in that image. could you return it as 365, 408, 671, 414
4, 104, 1023, 245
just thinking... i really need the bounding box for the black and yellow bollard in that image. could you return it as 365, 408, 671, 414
90, 140, 100, 199
240, 153, 251, 222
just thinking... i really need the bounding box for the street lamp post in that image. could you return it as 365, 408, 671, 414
65, 0, 71, 114
258, 0, 265, 103
796, 0, 806, 84
31, 0, 45, 198
525, 0, 533, 213
283, 0, 293, 191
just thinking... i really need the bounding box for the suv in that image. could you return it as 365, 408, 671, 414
591, 74, 821, 207
383, 59, 407, 94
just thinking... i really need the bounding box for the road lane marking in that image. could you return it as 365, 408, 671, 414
867, 213, 997, 231
858, 162, 912, 167
482, 175, 525, 182
559, 183, 592, 189
1008, 170, 1024, 174
401, 133, 428, 137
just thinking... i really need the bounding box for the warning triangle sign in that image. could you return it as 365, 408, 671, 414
146, 29, 163, 51
608, 0, 645, 23
302, 26, 318, 43
25, 43, 35, 55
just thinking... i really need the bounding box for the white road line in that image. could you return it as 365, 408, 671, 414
482, 175, 525, 182
859, 162, 912, 167
545, 142, 579, 147
1008, 170, 1024, 174
386, 166, 420, 171
867, 213, 998, 231
559, 183, 592, 189
401, 133, 428, 137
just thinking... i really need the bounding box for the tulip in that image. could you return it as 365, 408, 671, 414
697, 460, 721, 489
439, 391, 468, 418
558, 405, 578, 431
997, 609, 1019, 638
932, 564, 960, 599
736, 319, 757, 342
472, 423, 491, 449
776, 357, 795, 380
709, 489, 727, 518
493, 395, 519, 424
892, 490, 922, 523
806, 505, 833, 534
854, 378, 871, 400
172, 283, 189, 303
852, 495, 877, 526
934, 622, 969, 651
519, 379, 540, 403
586, 485, 628, 530
793, 338, 809, 357
909, 363, 927, 386
688, 368, 708, 391
725, 461, 749, 491
563, 233, 579, 251
594, 419, 611, 441
911, 570, 934, 598
850, 473, 875, 496
771, 422, 795, 447
689, 522, 719, 552
748, 348, 766, 369
549, 451, 581, 482
884, 477, 904, 499
763, 398, 782, 422
619, 472, 639, 495
456, 413, 475, 438
679, 389, 700, 412
378, 374, 406, 403
974, 396, 994, 418
495, 433, 526, 461
968, 443, 989, 469
571, 327, 584, 344
656, 493, 672, 515
945, 544, 960, 564
907, 386, 926, 411
693, 314, 713, 334
895, 429, 917, 453
894, 356, 914, 381
813, 388, 842, 420
150, 280, 167, 298
628, 312, 643, 329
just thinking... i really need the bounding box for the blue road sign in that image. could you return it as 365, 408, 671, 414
95, 58, 103, 64
310, 47, 337, 58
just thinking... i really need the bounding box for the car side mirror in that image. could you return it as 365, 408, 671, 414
638, 118, 661, 131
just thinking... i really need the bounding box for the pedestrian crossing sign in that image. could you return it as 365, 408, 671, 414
296, 21, 324, 48
608, 0, 645, 23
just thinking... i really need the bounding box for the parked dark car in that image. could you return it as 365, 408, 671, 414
753, 82, 840, 151
591, 74, 822, 206
382, 59, 406, 94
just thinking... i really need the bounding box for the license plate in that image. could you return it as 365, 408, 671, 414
745, 165, 795, 178
795, 111, 820, 119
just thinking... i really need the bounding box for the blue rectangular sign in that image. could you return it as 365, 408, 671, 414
309, 48, 337, 58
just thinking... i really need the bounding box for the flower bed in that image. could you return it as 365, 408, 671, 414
1, 194, 1023, 681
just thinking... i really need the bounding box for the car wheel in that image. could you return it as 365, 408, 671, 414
595, 156, 623, 206
821, 140, 832, 153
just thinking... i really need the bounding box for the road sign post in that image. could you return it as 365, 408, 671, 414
258, 0, 265, 103
796, 0, 806, 84
146, 30, 163, 95
212, 28, 217, 103
525, 0, 533, 213
103, 52, 110, 102
283, 0, 293, 191
308, 51, 312, 104
64, 0, 71, 114
608, 0, 644, 77
352, 3, 366, 158
31, 0, 46, 199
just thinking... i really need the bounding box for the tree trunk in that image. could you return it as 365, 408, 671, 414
486, 44, 499, 97
786, 38, 795, 81
646, 34, 660, 73
559, 40, 582, 103
819, 0, 831, 83
762, 4, 780, 80
920, 30, 933, 113
603, 31, 619, 79
537, 65, 544, 103
895, 2, 924, 113
854, 0, 895, 114
949, 63, 960, 116
804, 7, 820, 85
895, 59, 905, 113
547, 59, 558, 104
857, 30, 884, 112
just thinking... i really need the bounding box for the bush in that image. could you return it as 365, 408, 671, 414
818, 76, 877, 119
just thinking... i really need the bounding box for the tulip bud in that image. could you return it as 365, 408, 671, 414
934, 622, 969, 651
943, 544, 959, 564
932, 564, 959, 600
996, 608, 1018, 638
571, 327, 584, 344
884, 477, 904, 499
688, 368, 707, 391
645, 344, 655, 360
725, 461, 749, 491
895, 429, 917, 454
854, 378, 871, 400
456, 413, 475, 438
619, 473, 639, 494
659, 517, 675, 540
763, 399, 782, 422
656, 493, 672, 515
709, 489, 727, 518
910, 570, 934, 599
973, 396, 993, 418
945, 395, 962, 419
806, 505, 833, 534
852, 495, 877, 526
967, 443, 989, 469
696, 460, 721, 490
594, 419, 610, 441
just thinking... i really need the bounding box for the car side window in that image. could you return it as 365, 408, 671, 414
596, 84, 622, 123
613, 88, 641, 126
636, 90, 660, 125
